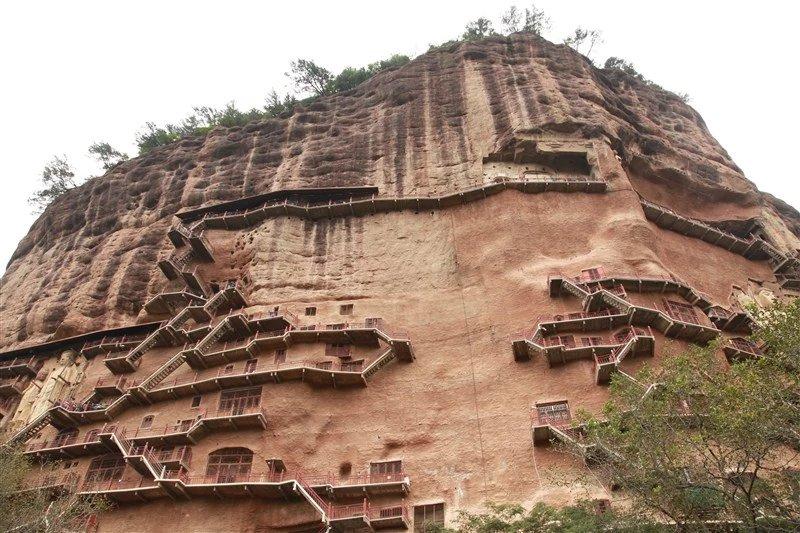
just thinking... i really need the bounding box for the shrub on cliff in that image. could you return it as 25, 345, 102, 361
426, 501, 653, 532
134, 53, 411, 155
577, 299, 800, 530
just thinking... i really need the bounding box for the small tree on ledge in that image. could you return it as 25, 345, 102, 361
28, 156, 77, 213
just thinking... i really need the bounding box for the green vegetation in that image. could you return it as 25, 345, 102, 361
603, 57, 691, 102
575, 299, 800, 530
135, 54, 410, 155
88, 142, 128, 170
28, 156, 77, 213
500, 4, 551, 35
0, 445, 107, 532
426, 501, 651, 532
562, 27, 603, 57
31, 2, 690, 211
462, 18, 496, 41
424, 300, 799, 531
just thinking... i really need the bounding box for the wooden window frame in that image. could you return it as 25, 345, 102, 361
414, 503, 445, 532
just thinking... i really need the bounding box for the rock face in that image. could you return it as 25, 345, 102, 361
0, 34, 798, 532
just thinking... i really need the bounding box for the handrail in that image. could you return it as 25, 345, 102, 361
151, 357, 372, 392
0, 356, 37, 370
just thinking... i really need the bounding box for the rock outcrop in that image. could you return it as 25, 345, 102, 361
2, 34, 797, 349
1, 34, 798, 531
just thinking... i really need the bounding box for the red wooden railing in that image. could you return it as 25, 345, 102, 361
80, 476, 157, 493
328, 499, 369, 520
94, 376, 138, 390
152, 358, 368, 391
0, 356, 37, 371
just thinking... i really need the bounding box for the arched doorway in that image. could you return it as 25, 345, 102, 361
206, 447, 253, 483
84, 454, 126, 484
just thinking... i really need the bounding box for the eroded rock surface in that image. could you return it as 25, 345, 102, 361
1, 34, 797, 357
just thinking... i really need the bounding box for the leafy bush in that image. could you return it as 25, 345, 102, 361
134, 53, 411, 155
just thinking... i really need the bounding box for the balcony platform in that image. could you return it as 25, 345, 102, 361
723, 339, 764, 363
317, 476, 410, 499
180, 476, 295, 499
79, 479, 162, 503
538, 312, 629, 335
104, 354, 140, 374
0, 357, 39, 379
370, 509, 410, 530
0, 378, 28, 397
24, 437, 110, 459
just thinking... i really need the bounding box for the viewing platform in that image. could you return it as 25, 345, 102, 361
185, 317, 412, 369
549, 273, 714, 312
92, 376, 138, 397
777, 274, 800, 291
537, 310, 630, 336
81, 334, 149, 358
123, 406, 268, 446
79, 475, 162, 503
25, 428, 113, 459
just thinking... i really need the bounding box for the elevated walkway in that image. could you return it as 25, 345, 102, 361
166, 223, 215, 262
122, 406, 268, 446
143, 290, 206, 316
641, 198, 800, 276
175, 178, 607, 231
106, 283, 248, 375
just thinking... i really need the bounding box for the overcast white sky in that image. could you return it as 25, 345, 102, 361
1, 1, 798, 273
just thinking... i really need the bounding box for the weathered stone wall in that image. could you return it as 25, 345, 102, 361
2, 34, 797, 350
1, 34, 798, 532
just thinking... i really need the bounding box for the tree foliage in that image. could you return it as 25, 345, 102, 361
428, 501, 654, 533
135, 101, 283, 154
563, 27, 602, 57
604, 56, 646, 81
502, 4, 551, 35
288, 59, 334, 97
88, 142, 129, 170
578, 300, 800, 530
462, 17, 497, 41
28, 156, 77, 213
264, 90, 298, 117
329, 55, 411, 93
0, 446, 107, 532
134, 53, 410, 155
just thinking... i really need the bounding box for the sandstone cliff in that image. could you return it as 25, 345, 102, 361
1, 33, 798, 350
